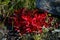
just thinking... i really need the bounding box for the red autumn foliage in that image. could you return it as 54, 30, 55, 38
13, 8, 53, 34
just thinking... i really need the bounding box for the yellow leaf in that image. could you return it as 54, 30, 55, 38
48, 14, 51, 16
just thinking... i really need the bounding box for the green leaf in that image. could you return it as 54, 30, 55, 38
9, 5, 14, 10
1, 0, 10, 5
